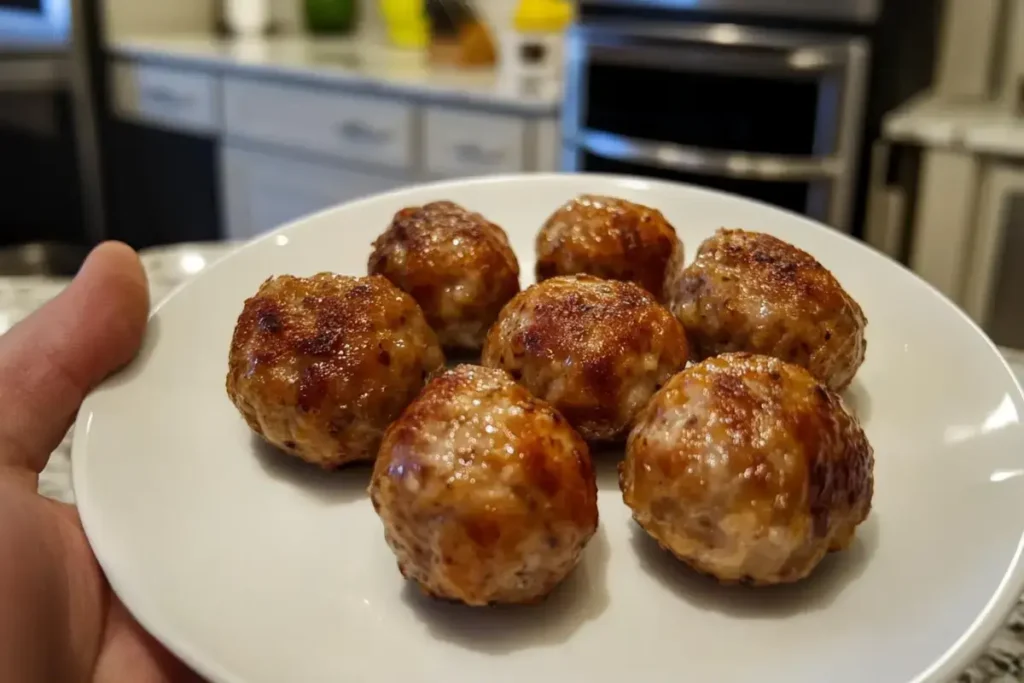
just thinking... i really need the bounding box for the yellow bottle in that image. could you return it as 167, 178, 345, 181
514, 0, 572, 34
380, 0, 429, 49
501, 0, 572, 96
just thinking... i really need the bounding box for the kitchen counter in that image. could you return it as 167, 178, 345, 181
5, 241, 1022, 683
109, 34, 562, 115
884, 91, 1024, 158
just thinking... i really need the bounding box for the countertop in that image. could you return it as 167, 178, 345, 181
883, 91, 1024, 159
6, 241, 1022, 683
109, 34, 562, 115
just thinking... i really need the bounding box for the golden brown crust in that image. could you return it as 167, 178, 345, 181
370, 365, 598, 605
368, 201, 521, 350
482, 275, 689, 441
665, 229, 867, 391
621, 353, 873, 585
535, 195, 682, 301
226, 274, 445, 468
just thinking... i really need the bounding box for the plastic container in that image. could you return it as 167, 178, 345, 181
305, 0, 359, 35
500, 0, 572, 97
224, 0, 271, 37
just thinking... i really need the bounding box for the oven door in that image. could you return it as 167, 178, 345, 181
963, 162, 1024, 352
563, 21, 869, 231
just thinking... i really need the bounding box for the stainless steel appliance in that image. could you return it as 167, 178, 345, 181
565, 0, 936, 234
0, 0, 69, 45
0, 0, 103, 272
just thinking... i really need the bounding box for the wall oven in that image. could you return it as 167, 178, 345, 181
563, 20, 869, 231
0, 0, 69, 44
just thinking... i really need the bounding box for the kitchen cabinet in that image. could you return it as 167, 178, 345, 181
222, 144, 406, 240
963, 162, 1024, 349
108, 44, 561, 242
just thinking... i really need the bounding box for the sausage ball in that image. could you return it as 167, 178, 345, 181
535, 195, 683, 301
621, 353, 874, 585
482, 275, 689, 442
665, 229, 867, 392
227, 274, 445, 469
370, 365, 598, 605
368, 201, 520, 351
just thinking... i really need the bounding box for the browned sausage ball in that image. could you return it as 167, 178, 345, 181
535, 195, 683, 301
665, 229, 867, 392
621, 353, 874, 585
368, 201, 521, 351
226, 274, 445, 469
482, 275, 689, 442
370, 365, 598, 605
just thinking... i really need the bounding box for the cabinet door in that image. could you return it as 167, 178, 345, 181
221, 145, 408, 241
963, 162, 1024, 349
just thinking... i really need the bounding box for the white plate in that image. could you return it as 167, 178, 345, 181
73, 175, 1024, 683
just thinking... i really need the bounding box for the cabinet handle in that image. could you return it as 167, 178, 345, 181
141, 87, 192, 108
454, 143, 505, 166
336, 121, 392, 145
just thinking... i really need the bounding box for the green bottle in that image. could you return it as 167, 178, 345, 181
305, 0, 358, 35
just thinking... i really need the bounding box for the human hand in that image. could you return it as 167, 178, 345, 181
0, 243, 201, 682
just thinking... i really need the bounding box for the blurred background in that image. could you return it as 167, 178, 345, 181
0, 0, 1023, 349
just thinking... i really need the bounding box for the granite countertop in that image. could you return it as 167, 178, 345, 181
6, 241, 1023, 682
109, 34, 562, 115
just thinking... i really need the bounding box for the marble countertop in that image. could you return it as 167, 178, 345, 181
7, 241, 1023, 682
109, 34, 562, 115
883, 91, 1024, 159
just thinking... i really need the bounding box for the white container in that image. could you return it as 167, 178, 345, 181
224, 0, 270, 37
499, 30, 565, 100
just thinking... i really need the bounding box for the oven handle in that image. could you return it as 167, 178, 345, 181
574, 21, 867, 55
576, 129, 843, 181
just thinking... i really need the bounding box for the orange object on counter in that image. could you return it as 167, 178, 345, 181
425, 0, 496, 67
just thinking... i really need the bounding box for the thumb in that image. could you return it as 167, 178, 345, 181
0, 242, 149, 476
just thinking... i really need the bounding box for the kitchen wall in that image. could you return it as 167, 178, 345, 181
101, 0, 212, 38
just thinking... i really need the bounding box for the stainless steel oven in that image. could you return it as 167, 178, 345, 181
577, 0, 881, 24
0, 0, 69, 44
563, 19, 870, 231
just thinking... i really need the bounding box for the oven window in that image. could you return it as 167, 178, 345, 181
1, 0, 44, 10
585, 62, 822, 156
582, 153, 810, 215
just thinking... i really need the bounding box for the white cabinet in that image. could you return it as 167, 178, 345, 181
109, 52, 561, 243
111, 61, 220, 134
221, 145, 407, 241
963, 162, 1024, 349
424, 106, 527, 178
223, 77, 415, 170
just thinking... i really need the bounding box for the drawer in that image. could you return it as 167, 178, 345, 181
221, 145, 410, 241
223, 78, 414, 170
111, 61, 220, 134
424, 107, 528, 177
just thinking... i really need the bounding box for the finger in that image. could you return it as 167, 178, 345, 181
93, 598, 206, 683
0, 242, 149, 475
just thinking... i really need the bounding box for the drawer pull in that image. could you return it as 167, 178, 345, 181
141, 87, 192, 108
454, 143, 506, 166
336, 121, 392, 145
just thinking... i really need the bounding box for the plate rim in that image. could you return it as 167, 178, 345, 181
72, 172, 1024, 683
